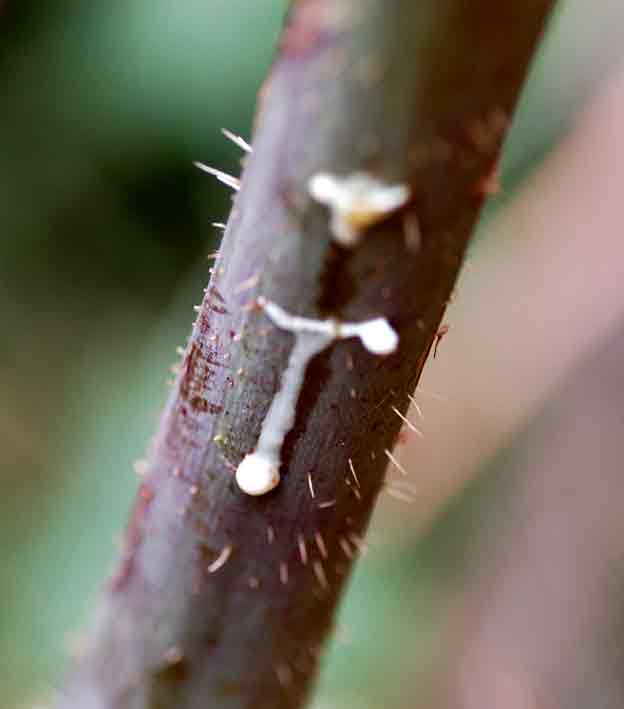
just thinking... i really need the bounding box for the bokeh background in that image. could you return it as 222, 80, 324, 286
3, 1, 624, 706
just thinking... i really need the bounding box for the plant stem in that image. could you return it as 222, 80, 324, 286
57, 1, 555, 707
435, 318, 624, 708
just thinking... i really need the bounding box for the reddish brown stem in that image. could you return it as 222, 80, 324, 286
57, 1, 554, 707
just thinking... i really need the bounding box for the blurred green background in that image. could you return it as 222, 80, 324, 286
2, 1, 624, 707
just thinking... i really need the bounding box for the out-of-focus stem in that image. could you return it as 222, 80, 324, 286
435, 318, 624, 708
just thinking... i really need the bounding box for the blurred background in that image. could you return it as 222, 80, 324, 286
3, 1, 624, 707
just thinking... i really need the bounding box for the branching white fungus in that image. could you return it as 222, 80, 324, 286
235, 299, 399, 496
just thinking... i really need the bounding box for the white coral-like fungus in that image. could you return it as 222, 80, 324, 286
235, 299, 399, 496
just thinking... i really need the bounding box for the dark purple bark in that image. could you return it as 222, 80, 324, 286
57, 1, 555, 707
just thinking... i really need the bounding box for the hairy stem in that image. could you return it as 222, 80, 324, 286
57, 1, 555, 707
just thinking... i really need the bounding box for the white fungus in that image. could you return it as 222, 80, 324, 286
235, 298, 399, 496
236, 333, 330, 497
308, 171, 410, 247
338, 317, 399, 355
259, 298, 399, 355
235, 453, 280, 496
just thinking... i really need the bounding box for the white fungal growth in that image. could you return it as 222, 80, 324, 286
234, 453, 280, 496
308, 171, 410, 247
259, 298, 399, 355
338, 317, 399, 355
236, 333, 330, 496
235, 298, 399, 496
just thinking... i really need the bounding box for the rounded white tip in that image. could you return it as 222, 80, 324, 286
358, 318, 399, 355
235, 453, 280, 496
308, 173, 338, 203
